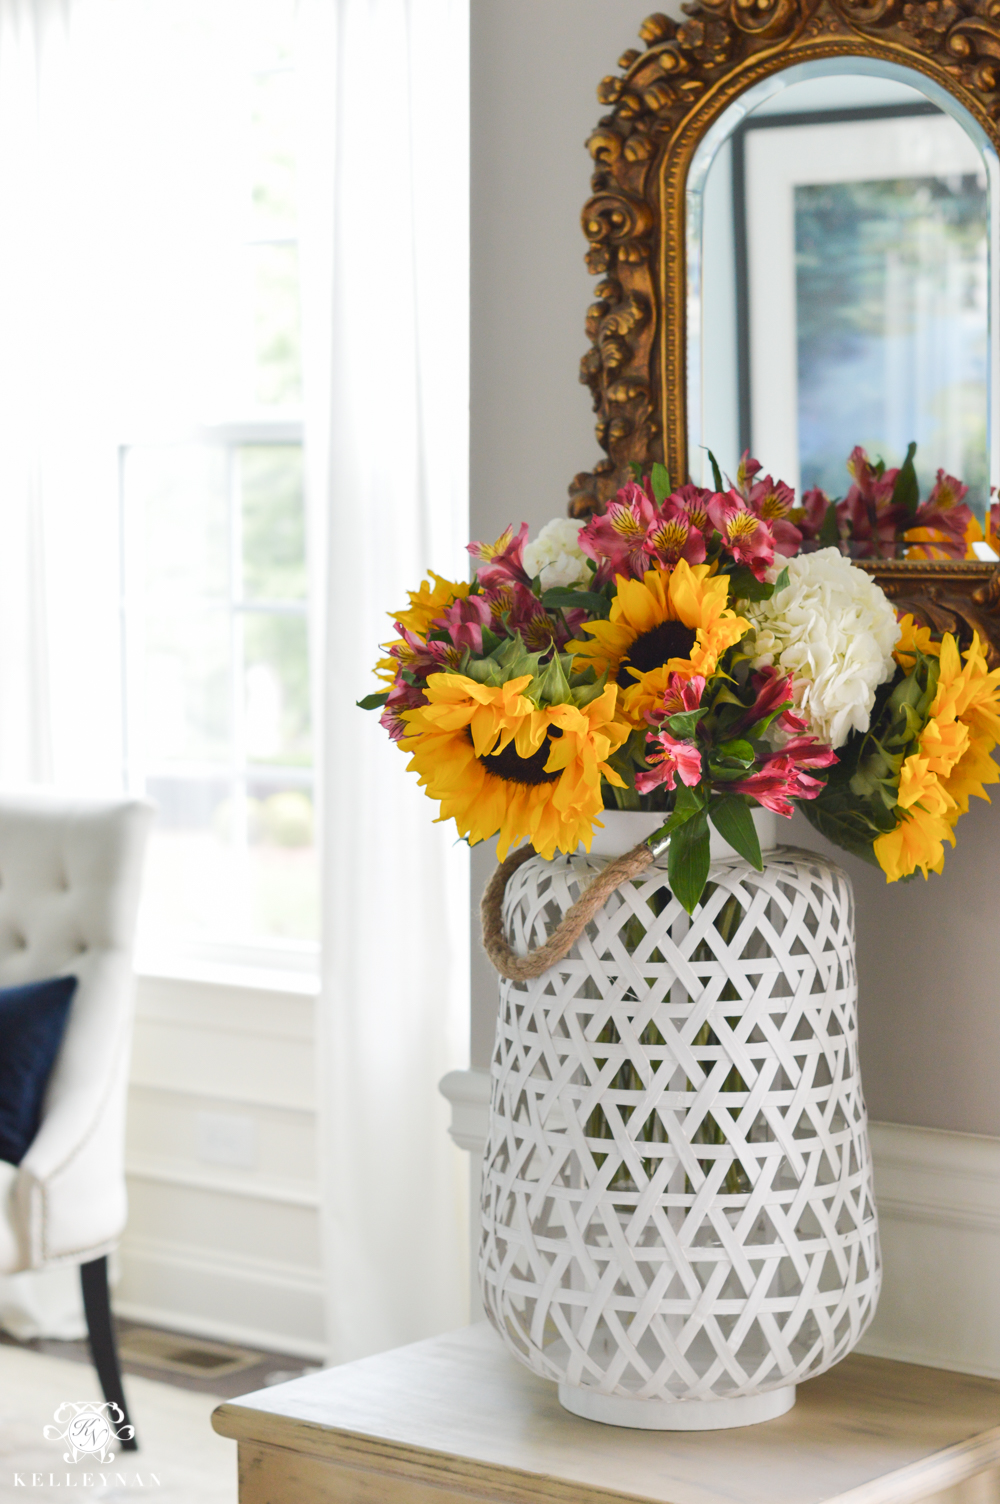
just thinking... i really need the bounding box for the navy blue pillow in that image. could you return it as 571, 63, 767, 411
0, 976, 77, 1166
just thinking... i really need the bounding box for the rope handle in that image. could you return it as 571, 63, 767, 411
480, 833, 668, 982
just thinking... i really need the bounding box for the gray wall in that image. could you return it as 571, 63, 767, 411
468, 1, 1000, 1136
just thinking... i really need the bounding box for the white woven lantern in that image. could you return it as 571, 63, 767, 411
479, 813, 880, 1430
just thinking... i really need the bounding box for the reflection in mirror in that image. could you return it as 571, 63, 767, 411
691, 70, 992, 523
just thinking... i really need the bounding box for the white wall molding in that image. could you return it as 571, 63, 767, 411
122, 974, 324, 1358
126, 1156, 320, 1210
860, 1121, 1000, 1379
440, 1069, 1000, 1380
117, 1233, 326, 1360
439, 1068, 492, 1152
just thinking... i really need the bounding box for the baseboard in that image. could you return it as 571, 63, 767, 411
117, 1234, 327, 1362
440, 1069, 1000, 1379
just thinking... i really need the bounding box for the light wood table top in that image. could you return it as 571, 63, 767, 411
212, 1323, 1000, 1504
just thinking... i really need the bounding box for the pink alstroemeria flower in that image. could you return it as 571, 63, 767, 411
635, 733, 703, 794
577, 483, 658, 584
467, 522, 531, 588
798, 486, 835, 544
747, 476, 802, 555
927, 469, 969, 512
432, 595, 493, 655
707, 492, 775, 578
647, 672, 706, 724
905, 469, 973, 558
483, 580, 556, 652
726, 668, 795, 740
667, 482, 715, 536
380, 679, 429, 742
646, 507, 707, 570
637, 674, 705, 793
728, 738, 837, 817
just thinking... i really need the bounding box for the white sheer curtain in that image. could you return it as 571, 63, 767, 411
0, 0, 255, 796
0, 0, 308, 1337
297, 0, 471, 1362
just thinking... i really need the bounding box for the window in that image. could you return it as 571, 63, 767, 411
121, 2, 317, 975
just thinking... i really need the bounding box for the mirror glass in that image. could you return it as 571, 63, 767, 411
686, 61, 998, 523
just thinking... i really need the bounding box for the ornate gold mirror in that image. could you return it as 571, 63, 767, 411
571, 4, 1000, 657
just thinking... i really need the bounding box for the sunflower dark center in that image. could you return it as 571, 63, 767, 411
619, 620, 698, 683
477, 728, 561, 786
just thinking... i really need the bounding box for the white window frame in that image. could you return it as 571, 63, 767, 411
120, 417, 318, 987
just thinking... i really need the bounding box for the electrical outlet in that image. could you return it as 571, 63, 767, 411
195, 1110, 258, 1169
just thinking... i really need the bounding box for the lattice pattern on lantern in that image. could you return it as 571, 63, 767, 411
479, 846, 881, 1403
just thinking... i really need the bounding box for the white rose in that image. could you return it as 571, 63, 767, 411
523, 517, 590, 590
744, 547, 901, 749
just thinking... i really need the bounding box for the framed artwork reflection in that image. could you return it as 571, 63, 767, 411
734, 104, 989, 513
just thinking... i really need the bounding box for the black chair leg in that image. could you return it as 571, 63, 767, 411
79, 1256, 138, 1452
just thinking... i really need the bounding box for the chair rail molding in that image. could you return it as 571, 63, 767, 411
439, 1069, 1000, 1380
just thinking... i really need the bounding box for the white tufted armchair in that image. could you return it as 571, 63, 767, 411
0, 793, 152, 1445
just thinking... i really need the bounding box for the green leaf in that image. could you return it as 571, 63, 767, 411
666, 707, 708, 740
818, 501, 841, 547
540, 588, 608, 614
357, 691, 389, 711
530, 651, 573, 706
668, 811, 711, 914
463, 656, 505, 686
706, 763, 756, 782
798, 800, 883, 867
726, 565, 773, 602
650, 462, 672, 503
706, 449, 725, 494
629, 462, 644, 482
479, 626, 503, 656
710, 798, 763, 870
891, 441, 919, 516
773, 566, 790, 592
715, 738, 755, 765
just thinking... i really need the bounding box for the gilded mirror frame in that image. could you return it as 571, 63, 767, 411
570, 3, 1000, 658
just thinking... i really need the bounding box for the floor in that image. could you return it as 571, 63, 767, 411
0, 1323, 321, 1501
0, 1343, 237, 1502
0, 1319, 319, 1399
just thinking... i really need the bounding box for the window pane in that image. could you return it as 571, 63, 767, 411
247, 781, 318, 940
145, 608, 232, 762
127, 443, 229, 603
240, 444, 305, 600
252, 242, 301, 406
142, 777, 242, 940
141, 775, 318, 944
244, 612, 311, 763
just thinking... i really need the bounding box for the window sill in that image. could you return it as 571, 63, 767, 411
135, 952, 320, 997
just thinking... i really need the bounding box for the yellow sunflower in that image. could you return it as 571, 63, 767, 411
567, 560, 749, 727
394, 572, 470, 636
400, 673, 628, 859
375, 572, 471, 683
874, 631, 1000, 880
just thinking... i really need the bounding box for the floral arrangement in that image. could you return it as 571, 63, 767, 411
361, 448, 1000, 912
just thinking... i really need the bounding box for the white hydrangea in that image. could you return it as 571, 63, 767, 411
744, 548, 901, 749
523, 517, 590, 590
